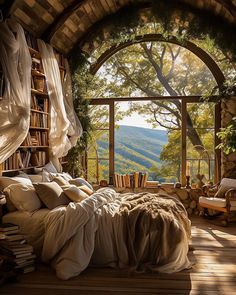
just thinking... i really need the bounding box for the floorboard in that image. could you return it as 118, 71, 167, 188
1, 216, 236, 295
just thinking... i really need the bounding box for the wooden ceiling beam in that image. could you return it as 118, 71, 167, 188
42, 0, 85, 42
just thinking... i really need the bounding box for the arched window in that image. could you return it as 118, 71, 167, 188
83, 37, 226, 186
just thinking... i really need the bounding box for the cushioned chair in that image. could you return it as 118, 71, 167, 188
199, 178, 236, 225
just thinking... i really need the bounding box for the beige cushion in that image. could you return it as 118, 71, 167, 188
0, 176, 33, 212
28, 174, 43, 183
0, 176, 32, 191
199, 196, 236, 211
78, 185, 94, 196
4, 183, 41, 212
60, 172, 72, 181
63, 185, 88, 202
215, 178, 236, 198
34, 182, 70, 210
34, 162, 58, 175
19, 171, 43, 183
43, 161, 58, 173
69, 178, 94, 191
52, 176, 70, 187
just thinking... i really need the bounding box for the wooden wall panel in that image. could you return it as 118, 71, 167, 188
7, 0, 236, 54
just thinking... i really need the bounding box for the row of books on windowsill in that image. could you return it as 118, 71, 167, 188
113, 172, 159, 188
0, 223, 36, 274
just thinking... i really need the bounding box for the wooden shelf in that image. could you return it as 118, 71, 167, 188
31, 89, 48, 96
1, 33, 50, 175
29, 126, 49, 130
28, 47, 40, 57
19, 146, 49, 148
31, 69, 45, 77
31, 109, 48, 115
1, 165, 44, 173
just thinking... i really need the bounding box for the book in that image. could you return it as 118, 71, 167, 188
1, 234, 25, 242
21, 265, 35, 274
0, 223, 19, 232
0, 228, 19, 235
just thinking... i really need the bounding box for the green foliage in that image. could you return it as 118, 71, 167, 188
216, 117, 236, 155
67, 0, 236, 179
64, 66, 94, 177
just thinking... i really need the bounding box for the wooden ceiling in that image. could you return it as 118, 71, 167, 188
2, 0, 236, 55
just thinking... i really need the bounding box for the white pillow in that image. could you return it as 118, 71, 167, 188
69, 178, 94, 191
42, 169, 52, 182
0, 176, 32, 191
60, 172, 72, 181
28, 174, 43, 183
63, 185, 88, 202
4, 183, 42, 212
48, 172, 72, 182
19, 171, 43, 183
215, 178, 236, 198
43, 161, 58, 173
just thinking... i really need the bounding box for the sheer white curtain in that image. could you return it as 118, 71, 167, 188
38, 40, 82, 171
63, 59, 83, 147
0, 20, 32, 164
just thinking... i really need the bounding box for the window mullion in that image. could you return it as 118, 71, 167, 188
109, 101, 115, 184
181, 100, 187, 186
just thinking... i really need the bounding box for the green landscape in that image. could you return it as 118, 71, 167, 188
96, 125, 168, 181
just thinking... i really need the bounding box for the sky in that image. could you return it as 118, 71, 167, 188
116, 101, 165, 130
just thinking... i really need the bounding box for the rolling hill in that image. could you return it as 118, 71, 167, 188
97, 125, 168, 175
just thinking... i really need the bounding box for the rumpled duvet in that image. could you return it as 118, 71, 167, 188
42, 188, 192, 280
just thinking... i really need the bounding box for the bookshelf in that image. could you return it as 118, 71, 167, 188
0, 32, 50, 175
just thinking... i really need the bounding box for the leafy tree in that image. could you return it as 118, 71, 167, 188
85, 41, 221, 182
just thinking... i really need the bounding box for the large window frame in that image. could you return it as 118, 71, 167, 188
88, 95, 221, 186
86, 35, 225, 185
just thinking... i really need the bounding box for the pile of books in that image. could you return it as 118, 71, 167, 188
0, 223, 36, 274
113, 172, 148, 188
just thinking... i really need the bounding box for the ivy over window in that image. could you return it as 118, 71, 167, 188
216, 117, 236, 155
67, 0, 236, 175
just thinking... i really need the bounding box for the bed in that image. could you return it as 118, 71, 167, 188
2, 185, 192, 280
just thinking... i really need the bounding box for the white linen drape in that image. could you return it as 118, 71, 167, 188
37, 40, 71, 169
63, 59, 83, 147
0, 20, 32, 164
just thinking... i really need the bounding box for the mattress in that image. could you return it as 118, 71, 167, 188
3, 208, 50, 255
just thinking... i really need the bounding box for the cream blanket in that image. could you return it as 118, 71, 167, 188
42, 188, 192, 280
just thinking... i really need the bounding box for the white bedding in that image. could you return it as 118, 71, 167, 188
41, 188, 191, 280
2, 188, 191, 280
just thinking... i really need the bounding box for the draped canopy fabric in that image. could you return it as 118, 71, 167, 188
37, 40, 82, 170
63, 59, 83, 147
0, 20, 32, 164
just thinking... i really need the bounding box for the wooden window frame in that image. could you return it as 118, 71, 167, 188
89, 95, 220, 185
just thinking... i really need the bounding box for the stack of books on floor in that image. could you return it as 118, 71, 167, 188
0, 223, 36, 274
113, 172, 148, 188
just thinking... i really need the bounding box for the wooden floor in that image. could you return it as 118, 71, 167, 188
1, 217, 236, 295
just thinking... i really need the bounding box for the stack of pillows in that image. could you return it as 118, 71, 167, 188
0, 162, 95, 213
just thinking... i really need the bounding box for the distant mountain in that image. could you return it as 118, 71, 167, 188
97, 125, 168, 175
